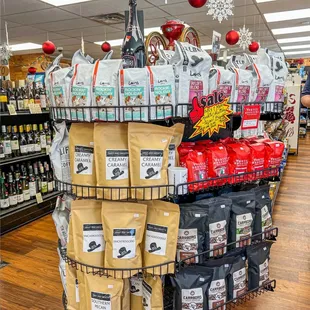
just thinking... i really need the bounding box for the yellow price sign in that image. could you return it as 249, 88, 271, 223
29, 103, 42, 114
0, 66, 9, 76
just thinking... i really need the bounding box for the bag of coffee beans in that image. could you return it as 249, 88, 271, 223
169, 123, 185, 168
76, 270, 86, 310
246, 241, 273, 290
101, 201, 147, 278
66, 264, 80, 310
71, 200, 104, 267
122, 279, 130, 310
157, 49, 175, 65
142, 276, 163, 310
130, 274, 144, 310
94, 123, 129, 200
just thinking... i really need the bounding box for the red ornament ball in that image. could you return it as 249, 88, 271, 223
101, 41, 111, 53
249, 41, 260, 53
28, 67, 37, 74
188, 0, 207, 8
226, 30, 239, 45
42, 40, 56, 55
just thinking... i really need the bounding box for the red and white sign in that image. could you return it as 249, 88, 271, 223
241, 104, 261, 130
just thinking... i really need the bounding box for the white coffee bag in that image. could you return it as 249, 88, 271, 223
119, 68, 149, 122
72, 49, 92, 66
157, 49, 175, 66
147, 65, 175, 120
92, 59, 122, 121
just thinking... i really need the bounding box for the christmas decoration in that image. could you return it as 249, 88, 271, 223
101, 41, 111, 53
238, 25, 252, 50
161, 20, 185, 50
188, 0, 207, 8
0, 43, 12, 65
226, 30, 239, 45
28, 67, 37, 74
42, 40, 56, 55
207, 0, 234, 23
298, 58, 304, 65
249, 41, 259, 53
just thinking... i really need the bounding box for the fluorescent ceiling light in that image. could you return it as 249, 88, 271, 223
218, 56, 231, 60
281, 44, 310, 50
284, 50, 310, 55
201, 44, 226, 50
278, 36, 310, 44
256, 0, 276, 2
10, 43, 42, 52
265, 8, 310, 23
144, 27, 161, 36
272, 25, 310, 35
40, 0, 91, 6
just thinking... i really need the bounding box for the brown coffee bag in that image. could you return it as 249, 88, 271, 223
142, 276, 164, 310
84, 273, 123, 310
76, 270, 86, 310
66, 264, 80, 310
122, 279, 130, 310
71, 200, 104, 267
130, 275, 143, 310
169, 123, 185, 167
143, 200, 179, 275
94, 123, 130, 200
128, 123, 175, 200
69, 123, 96, 198
101, 201, 147, 278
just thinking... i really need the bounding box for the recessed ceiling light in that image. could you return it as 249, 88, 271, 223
284, 50, 310, 55
40, 0, 91, 6
265, 8, 310, 23
201, 44, 226, 50
272, 25, 310, 35
281, 44, 310, 50
278, 36, 310, 44
10, 43, 42, 52
218, 56, 232, 60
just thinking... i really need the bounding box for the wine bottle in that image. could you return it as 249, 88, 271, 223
0, 176, 10, 209
19, 125, 28, 155
121, 0, 146, 68
11, 125, 20, 157
32, 124, 41, 153
2, 125, 12, 159
28, 164, 36, 199
8, 172, 17, 207
0, 80, 8, 113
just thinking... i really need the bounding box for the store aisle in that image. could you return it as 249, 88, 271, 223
0, 136, 309, 310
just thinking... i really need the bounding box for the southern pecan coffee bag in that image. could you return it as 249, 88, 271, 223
142, 276, 163, 310
130, 275, 144, 310
66, 264, 80, 310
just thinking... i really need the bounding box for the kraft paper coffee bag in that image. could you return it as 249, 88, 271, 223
76, 270, 86, 310
143, 200, 180, 275
130, 274, 144, 310
101, 201, 147, 278
94, 123, 129, 200
122, 279, 131, 310
142, 276, 164, 310
169, 123, 185, 168
69, 123, 96, 198
66, 264, 80, 310
128, 123, 174, 200
84, 273, 123, 310
71, 200, 104, 267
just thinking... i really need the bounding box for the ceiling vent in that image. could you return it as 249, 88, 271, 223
89, 13, 125, 25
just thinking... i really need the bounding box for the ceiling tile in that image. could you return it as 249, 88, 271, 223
59, 25, 121, 38
0, 20, 21, 29
0, 25, 46, 39
0, 0, 52, 16
257, 0, 310, 14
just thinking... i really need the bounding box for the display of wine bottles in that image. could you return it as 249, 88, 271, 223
0, 122, 53, 160
0, 160, 55, 209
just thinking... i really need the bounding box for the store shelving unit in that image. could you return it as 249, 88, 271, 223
300, 107, 308, 137
0, 152, 49, 167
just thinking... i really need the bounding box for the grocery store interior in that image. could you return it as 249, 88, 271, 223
0, 0, 310, 309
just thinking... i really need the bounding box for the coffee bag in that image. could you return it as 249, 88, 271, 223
130, 275, 144, 310
101, 201, 147, 278
157, 49, 175, 65
94, 123, 129, 200
122, 279, 131, 310
76, 270, 86, 310
71, 200, 104, 267
142, 276, 163, 310
69, 123, 96, 197
66, 264, 80, 310
230, 68, 253, 104
128, 123, 174, 200
169, 123, 185, 168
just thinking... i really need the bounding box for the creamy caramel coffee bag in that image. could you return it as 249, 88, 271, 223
71, 200, 104, 267
66, 264, 80, 310
130, 275, 144, 310
101, 201, 147, 278
76, 270, 86, 310
142, 276, 164, 310
69, 123, 96, 197
94, 123, 129, 200
128, 123, 174, 200
84, 273, 123, 310
122, 279, 131, 310
143, 200, 180, 275
169, 123, 185, 168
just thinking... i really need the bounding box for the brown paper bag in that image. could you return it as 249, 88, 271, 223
128, 123, 175, 200
94, 123, 130, 200
66, 264, 80, 310
143, 200, 180, 275
169, 123, 185, 167
130, 275, 143, 310
76, 270, 86, 310
101, 201, 147, 278
142, 276, 164, 310
69, 123, 96, 198
122, 279, 130, 310
84, 273, 123, 310
71, 200, 104, 267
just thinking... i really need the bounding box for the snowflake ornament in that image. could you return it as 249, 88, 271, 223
207, 0, 234, 23
238, 25, 252, 50
0, 43, 12, 65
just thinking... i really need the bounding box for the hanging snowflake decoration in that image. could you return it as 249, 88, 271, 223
238, 25, 252, 50
206, 0, 234, 23
0, 43, 12, 65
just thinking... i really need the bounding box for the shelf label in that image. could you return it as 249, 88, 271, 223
36, 193, 43, 204
241, 104, 261, 130
29, 103, 42, 114
7, 104, 17, 115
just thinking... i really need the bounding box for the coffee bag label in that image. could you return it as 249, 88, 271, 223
233, 267, 247, 298
91, 292, 111, 310
153, 85, 173, 118
106, 150, 129, 181
140, 150, 163, 180
236, 213, 253, 247
75, 279, 80, 303
60, 146, 71, 182
208, 279, 226, 310
94, 86, 116, 120
74, 145, 93, 175
53, 86, 65, 107
236, 85, 250, 102
189, 80, 203, 102
71, 86, 88, 119
218, 84, 233, 99
113, 228, 136, 259
177, 228, 198, 262
130, 276, 143, 297
259, 258, 269, 286
255, 87, 269, 102
209, 220, 227, 257
142, 281, 152, 310
168, 144, 176, 168
124, 86, 145, 121
261, 205, 272, 239
83, 223, 105, 253
145, 223, 168, 256
181, 288, 203, 310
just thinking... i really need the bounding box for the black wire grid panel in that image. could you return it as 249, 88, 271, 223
55, 167, 280, 200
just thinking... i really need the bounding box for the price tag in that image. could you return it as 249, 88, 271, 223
7, 104, 17, 115
29, 103, 42, 114
36, 193, 43, 204
241, 104, 261, 130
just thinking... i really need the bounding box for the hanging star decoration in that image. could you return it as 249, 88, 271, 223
206, 0, 234, 23
0, 42, 12, 65
238, 25, 252, 50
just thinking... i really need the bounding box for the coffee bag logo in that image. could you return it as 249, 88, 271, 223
145, 167, 159, 179
158, 79, 168, 83
148, 242, 161, 253
117, 246, 131, 258
189, 303, 198, 310
76, 81, 84, 86
111, 168, 124, 180
87, 241, 101, 252
243, 215, 247, 220
184, 231, 189, 236
142, 297, 148, 307
76, 163, 88, 174
216, 281, 221, 287
130, 285, 140, 294
100, 81, 111, 86
129, 80, 139, 86
190, 290, 195, 296
217, 223, 221, 228
191, 55, 204, 67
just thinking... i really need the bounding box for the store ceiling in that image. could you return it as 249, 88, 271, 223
0, 0, 310, 60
